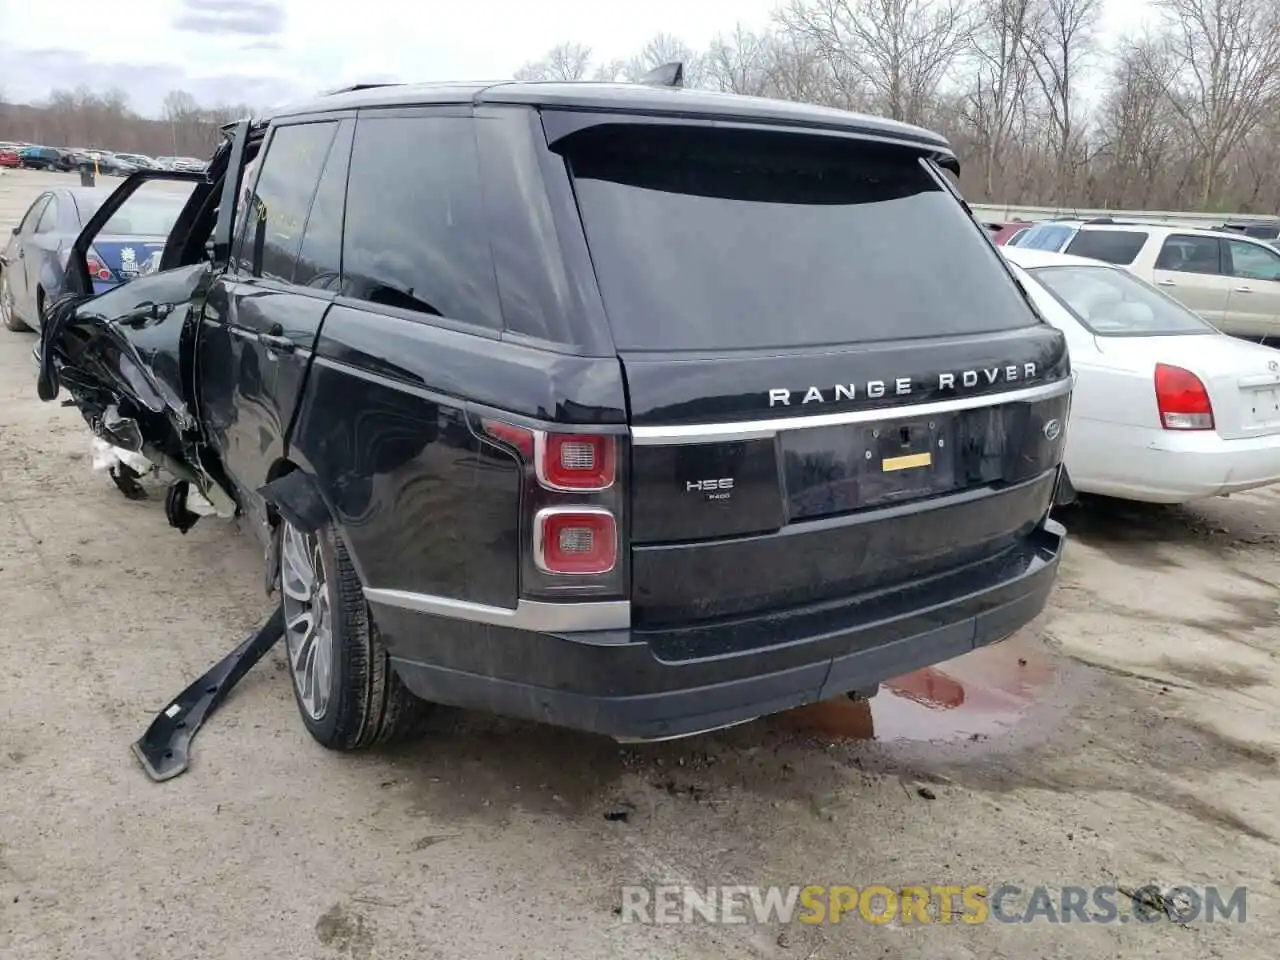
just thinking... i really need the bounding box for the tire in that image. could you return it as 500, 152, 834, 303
1, 271, 29, 332
278, 519, 430, 750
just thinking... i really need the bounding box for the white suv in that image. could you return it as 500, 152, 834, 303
1032, 222, 1280, 339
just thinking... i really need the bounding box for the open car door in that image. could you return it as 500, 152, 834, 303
36, 120, 254, 517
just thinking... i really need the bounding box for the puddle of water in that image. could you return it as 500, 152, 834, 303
772, 631, 1054, 743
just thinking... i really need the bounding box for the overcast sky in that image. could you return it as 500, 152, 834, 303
0, 0, 1159, 117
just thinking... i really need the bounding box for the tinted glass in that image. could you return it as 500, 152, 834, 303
562, 125, 1037, 351
1016, 224, 1075, 251
1227, 240, 1280, 281
34, 197, 58, 233
1155, 235, 1222, 274
293, 119, 353, 291
237, 121, 337, 282
342, 114, 500, 328
100, 194, 188, 237
1064, 229, 1148, 265
1030, 265, 1211, 336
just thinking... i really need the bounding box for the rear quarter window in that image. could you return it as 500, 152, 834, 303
560, 124, 1039, 352
1064, 229, 1149, 265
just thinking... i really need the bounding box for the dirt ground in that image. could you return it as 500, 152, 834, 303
1, 167, 1278, 959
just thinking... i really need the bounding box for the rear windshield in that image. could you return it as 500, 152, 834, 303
1028, 264, 1211, 337
1063, 229, 1148, 265
561, 125, 1038, 352
75, 191, 190, 238
1012, 224, 1076, 251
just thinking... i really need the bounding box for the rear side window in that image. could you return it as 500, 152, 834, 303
561, 124, 1038, 352
1064, 229, 1148, 265
235, 120, 337, 282
1155, 235, 1222, 275
293, 120, 353, 291
1014, 224, 1075, 251
342, 114, 500, 329
34, 198, 58, 233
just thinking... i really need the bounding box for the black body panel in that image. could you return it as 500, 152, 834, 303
382, 517, 1064, 740
198, 279, 330, 508
293, 303, 629, 608
632, 471, 1056, 628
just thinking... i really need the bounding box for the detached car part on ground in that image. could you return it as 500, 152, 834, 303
35, 76, 1073, 758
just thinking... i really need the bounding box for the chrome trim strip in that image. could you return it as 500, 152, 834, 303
364, 588, 631, 632
630, 377, 1073, 445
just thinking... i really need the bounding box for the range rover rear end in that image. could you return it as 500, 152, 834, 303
368, 93, 1070, 740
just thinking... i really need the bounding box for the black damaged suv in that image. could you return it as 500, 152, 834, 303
37, 74, 1071, 749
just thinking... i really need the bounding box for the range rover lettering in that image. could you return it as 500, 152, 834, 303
34, 72, 1071, 749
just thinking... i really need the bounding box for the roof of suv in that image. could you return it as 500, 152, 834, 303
1073, 221, 1273, 243
268, 80, 953, 154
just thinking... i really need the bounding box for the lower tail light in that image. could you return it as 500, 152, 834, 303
1155, 363, 1213, 430
534, 507, 617, 576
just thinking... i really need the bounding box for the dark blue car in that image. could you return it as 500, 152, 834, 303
1, 185, 192, 331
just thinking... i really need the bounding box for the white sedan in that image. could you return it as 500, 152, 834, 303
1002, 246, 1280, 503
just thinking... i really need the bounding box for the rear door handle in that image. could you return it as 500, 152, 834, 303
1235, 286, 1253, 293
1156, 279, 1175, 286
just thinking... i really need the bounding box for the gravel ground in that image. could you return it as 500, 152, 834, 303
1, 168, 1277, 959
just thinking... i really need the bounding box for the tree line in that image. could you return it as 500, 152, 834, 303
2, 0, 1277, 213
517, 0, 1280, 214
0, 87, 254, 160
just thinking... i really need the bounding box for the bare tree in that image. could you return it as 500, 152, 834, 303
704, 25, 773, 95
1022, 0, 1102, 202
1094, 37, 1183, 207
1156, 0, 1280, 206
514, 42, 594, 81
781, 0, 972, 124
962, 0, 1042, 198
624, 32, 706, 87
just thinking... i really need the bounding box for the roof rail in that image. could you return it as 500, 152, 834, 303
320, 82, 403, 97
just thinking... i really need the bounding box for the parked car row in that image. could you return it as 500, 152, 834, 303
0, 141, 208, 176
988, 217, 1280, 340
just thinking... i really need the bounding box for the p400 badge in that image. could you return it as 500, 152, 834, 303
687, 478, 734, 500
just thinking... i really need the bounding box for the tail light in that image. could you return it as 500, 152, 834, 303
480, 418, 627, 600
1155, 363, 1213, 430
85, 249, 115, 282
534, 507, 617, 575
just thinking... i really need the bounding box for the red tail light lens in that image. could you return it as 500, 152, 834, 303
1154, 363, 1213, 430
85, 252, 114, 282
534, 507, 617, 575
480, 418, 535, 459
537, 433, 616, 491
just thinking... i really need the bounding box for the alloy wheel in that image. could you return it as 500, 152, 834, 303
280, 522, 334, 720
0, 274, 13, 328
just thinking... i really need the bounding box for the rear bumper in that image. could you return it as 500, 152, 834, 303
1071, 424, 1280, 502
376, 517, 1066, 740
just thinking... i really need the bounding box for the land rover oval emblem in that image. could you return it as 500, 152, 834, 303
1043, 419, 1062, 441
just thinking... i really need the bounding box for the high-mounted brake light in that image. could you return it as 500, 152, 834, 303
533, 507, 617, 576
1154, 362, 1213, 430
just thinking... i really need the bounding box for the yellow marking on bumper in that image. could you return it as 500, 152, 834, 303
882, 452, 932, 472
